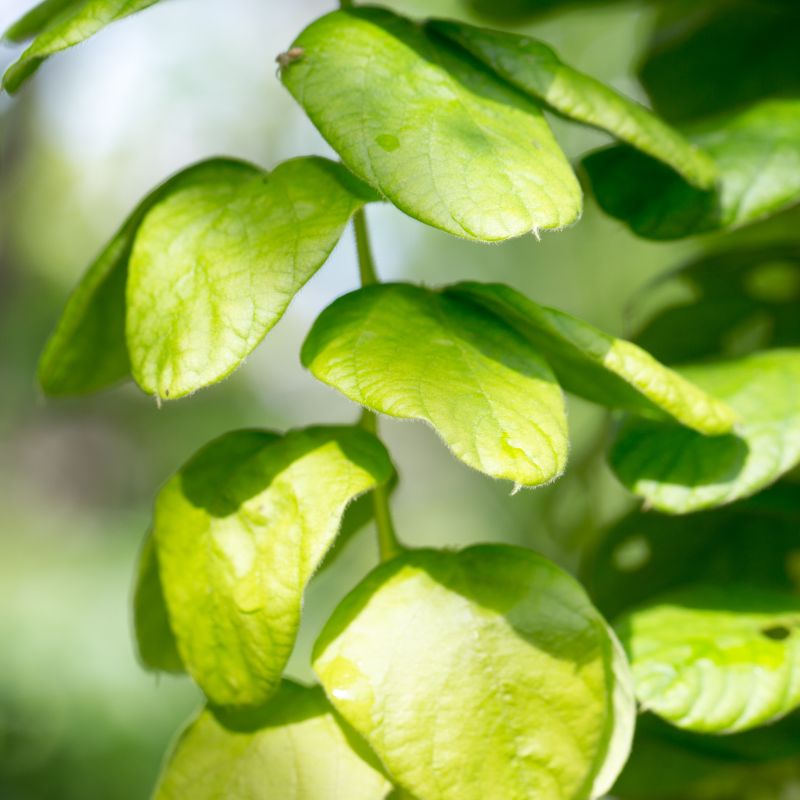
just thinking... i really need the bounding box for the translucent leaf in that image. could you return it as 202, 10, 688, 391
127, 157, 376, 400
616, 584, 800, 733
428, 20, 717, 189
448, 282, 735, 434
3, 0, 162, 94
152, 427, 393, 708
281, 7, 581, 242
132, 532, 183, 674
314, 545, 635, 800
610, 350, 800, 513
583, 100, 800, 240
302, 284, 568, 487
154, 681, 391, 800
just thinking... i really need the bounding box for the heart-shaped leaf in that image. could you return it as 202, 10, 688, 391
610, 349, 800, 513
448, 282, 735, 434
155, 681, 391, 800
281, 7, 581, 242
152, 426, 393, 708
3, 0, 162, 94
302, 284, 568, 487
428, 19, 717, 189
314, 545, 635, 800
616, 584, 800, 733
583, 100, 800, 240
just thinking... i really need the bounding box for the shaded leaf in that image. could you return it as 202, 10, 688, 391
3, 0, 162, 94
314, 545, 635, 800
448, 281, 734, 434
153, 427, 393, 708
281, 7, 581, 242
616, 584, 800, 733
428, 19, 716, 188
302, 284, 568, 487
610, 349, 800, 513
583, 99, 800, 240
155, 681, 391, 800
127, 157, 375, 400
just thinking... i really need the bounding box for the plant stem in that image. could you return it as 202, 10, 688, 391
353, 209, 402, 561
339, 0, 353, 8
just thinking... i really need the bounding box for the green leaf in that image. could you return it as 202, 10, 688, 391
152, 426, 393, 708
38, 158, 252, 397
610, 349, 800, 513
154, 681, 391, 800
314, 545, 635, 800
427, 20, 717, 189
616, 584, 800, 733
281, 7, 581, 242
302, 284, 568, 487
3, 0, 162, 94
583, 100, 800, 240
448, 282, 735, 434
132, 532, 183, 674
127, 157, 375, 400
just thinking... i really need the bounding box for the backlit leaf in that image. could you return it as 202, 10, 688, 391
610, 350, 800, 513
302, 284, 568, 487
281, 7, 581, 242
152, 426, 393, 708
314, 545, 635, 800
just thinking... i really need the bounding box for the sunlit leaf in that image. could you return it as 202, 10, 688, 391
616, 584, 800, 733
428, 20, 716, 188
314, 545, 635, 800
302, 284, 568, 487
448, 282, 734, 434
127, 157, 375, 400
281, 7, 581, 242
583, 100, 800, 240
610, 349, 800, 513
155, 681, 391, 800
2, 0, 162, 94
153, 427, 393, 708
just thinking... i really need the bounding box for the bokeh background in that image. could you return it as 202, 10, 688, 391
1, 1, 795, 798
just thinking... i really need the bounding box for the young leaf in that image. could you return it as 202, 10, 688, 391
2, 0, 162, 94
610, 349, 800, 513
127, 157, 376, 400
427, 20, 717, 189
448, 282, 735, 435
38, 158, 254, 396
616, 584, 800, 733
583, 100, 800, 240
154, 681, 391, 800
281, 7, 581, 242
302, 284, 568, 487
153, 426, 393, 709
314, 545, 635, 800
132, 532, 183, 674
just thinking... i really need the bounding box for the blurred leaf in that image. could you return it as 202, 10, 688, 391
616, 584, 800, 733
3, 0, 163, 94
132, 533, 183, 674
282, 7, 581, 242
447, 282, 735, 434
428, 19, 716, 188
634, 245, 800, 364
639, 1, 800, 124
127, 157, 375, 400
313, 545, 635, 800
610, 349, 800, 513
302, 284, 568, 487
154, 681, 391, 799
153, 427, 393, 708
583, 99, 800, 240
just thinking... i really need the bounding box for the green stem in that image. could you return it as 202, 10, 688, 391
353, 210, 402, 561
339, 0, 353, 8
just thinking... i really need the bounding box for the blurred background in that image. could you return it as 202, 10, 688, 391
1, 1, 797, 798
